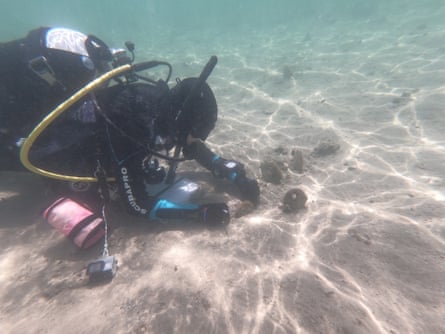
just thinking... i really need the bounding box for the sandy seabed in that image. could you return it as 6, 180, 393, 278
1, 7, 445, 334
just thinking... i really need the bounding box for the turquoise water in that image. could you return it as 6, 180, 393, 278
2, 1, 444, 41
3, 0, 444, 76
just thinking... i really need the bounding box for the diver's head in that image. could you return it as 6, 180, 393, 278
169, 77, 217, 144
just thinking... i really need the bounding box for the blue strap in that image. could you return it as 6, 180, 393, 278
149, 199, 199, 220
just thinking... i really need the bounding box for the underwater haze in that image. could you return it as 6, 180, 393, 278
2, 1, 444, 39
2, 1, 445, 334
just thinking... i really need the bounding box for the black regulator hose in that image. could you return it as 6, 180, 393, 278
132, 60, 173, 83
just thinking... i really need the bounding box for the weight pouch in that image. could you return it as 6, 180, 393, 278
43, 197, 104, 249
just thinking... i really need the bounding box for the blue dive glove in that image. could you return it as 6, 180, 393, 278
212, 157, 260, 204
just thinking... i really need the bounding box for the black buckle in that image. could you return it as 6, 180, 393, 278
28, 56, 58, 86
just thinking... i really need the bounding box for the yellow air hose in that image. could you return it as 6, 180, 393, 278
20, 64, 132, 182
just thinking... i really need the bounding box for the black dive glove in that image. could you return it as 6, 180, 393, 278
212, 157, 260, 204
199, 203, 230, 225
234, 175, 260, 204
212, 157, 245, 180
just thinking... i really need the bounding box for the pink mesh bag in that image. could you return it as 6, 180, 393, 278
43, 197, 104, 249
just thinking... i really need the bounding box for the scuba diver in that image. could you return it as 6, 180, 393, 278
0, 27, 260, 234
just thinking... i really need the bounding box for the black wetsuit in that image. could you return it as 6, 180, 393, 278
14, 79, 221, 219
94, 81, 219, 218
0, 27, 99, 170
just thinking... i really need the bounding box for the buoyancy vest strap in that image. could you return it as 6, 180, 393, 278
24, 27, 60, 87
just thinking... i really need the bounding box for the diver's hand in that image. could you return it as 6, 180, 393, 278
212, 157, 260, 204
199, 203, 230, 225
211, 157, 245, 180
235, 175, 260, 204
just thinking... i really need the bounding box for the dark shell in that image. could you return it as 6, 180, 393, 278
282, 188, 307, 213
